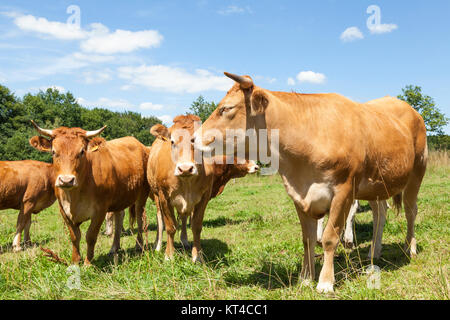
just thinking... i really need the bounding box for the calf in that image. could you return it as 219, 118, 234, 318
30, 122, 150, 265
0, 160, 56, 252
148, 115, 215, 262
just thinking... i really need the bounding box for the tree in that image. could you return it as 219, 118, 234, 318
189, 95, 217, 123
397, 85, 448, 135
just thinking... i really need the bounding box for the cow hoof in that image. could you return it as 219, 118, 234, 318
404, 242, 417, 258
164, 254, 174, 261
153, 243, 162, 252
84, 260, 93, 267
316, 282, 334, 294
12, 246, 22, 253
192, 256, 204, 264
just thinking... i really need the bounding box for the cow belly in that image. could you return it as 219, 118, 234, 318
356, 178, 406, 200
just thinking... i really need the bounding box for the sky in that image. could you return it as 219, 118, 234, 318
0, 0, 449, 132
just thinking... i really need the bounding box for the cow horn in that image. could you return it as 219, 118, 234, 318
31, 120, 53, 137
85, 126, 107, 138
224, 72, 253, 89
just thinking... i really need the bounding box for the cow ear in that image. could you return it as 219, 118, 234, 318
87, 137, 105, 152
29, 136, 52, 153
250, 89, 269, 115
150, 124, 170, 141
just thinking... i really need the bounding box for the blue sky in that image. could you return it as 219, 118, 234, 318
0, 0, 449, 132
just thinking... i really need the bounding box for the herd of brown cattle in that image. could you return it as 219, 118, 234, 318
0, 72, 427, 293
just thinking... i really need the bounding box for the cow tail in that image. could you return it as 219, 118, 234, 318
393, 193, 402, 215
129, 204, 136, 230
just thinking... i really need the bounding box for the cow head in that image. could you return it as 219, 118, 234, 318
29, 121, 106, 190
194, 72, 269, 153
150, 114, 202, 178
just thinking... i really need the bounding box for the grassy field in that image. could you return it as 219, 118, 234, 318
0, 152, 448, 300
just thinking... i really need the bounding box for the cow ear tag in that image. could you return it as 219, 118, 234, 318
90, 146, 99, 152
160, 136, 168, 142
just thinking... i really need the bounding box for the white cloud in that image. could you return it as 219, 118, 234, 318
287, 77, 296, 86
118, 65, 233, 93
368, 23, 398, 34
80, 29, 163, 54
340, 27, 364, 42
9, 13, 163, 54
82, 70, 113, 84
139, 102, 164, 111
13, 14, 86, 40
218, 5, 252, 15
157, 115, 173, 125
296, 71, 326, 84
77, 97, 131, 109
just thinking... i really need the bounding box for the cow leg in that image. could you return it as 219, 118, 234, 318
343, 200, 359, 248
68, 222, 82, 264
13, 202, 34, 252
153, 195, 164, 252
191, 193, 209, 263
84, 213, 105, 266
158, 193, 177, 260
23, 213, 32, 247
109, 210, 125, 255
316, 217, 324, 246
402, 176, 423, 258
367, 200, 387, 260
317, 183, 353, 293
104, 212, 114, 237
296, 204, 317, 284
180, 214, 191, 250
134, 196, 147, 252
128, 204, 136, 232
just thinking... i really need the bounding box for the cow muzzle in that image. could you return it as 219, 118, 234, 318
174, 162, 198, 177
56, 175, 78, 189
248, 164, 260, 174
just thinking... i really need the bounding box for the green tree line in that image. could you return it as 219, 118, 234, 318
0, 85, 161, 162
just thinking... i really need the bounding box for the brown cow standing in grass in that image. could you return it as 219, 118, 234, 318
29, 122, 150, 265
0, 160, 56, 252
153, 155, 259, 252
148, 115, 212, 262
194, 72, 428, 293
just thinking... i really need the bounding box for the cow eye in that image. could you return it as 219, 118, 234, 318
220, 106, 234, 115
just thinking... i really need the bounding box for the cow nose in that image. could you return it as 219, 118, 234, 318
57, 175, 76, 188
175, 163, 198, 176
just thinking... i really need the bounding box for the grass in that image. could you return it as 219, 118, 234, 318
0, 151, 448, 300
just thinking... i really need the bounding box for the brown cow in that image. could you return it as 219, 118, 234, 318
153, 156, 259, 251
104, 146, 151, 237
194, 72, 428, 293
29, 122, 150, 265
0, 160, 56, 252
147, 114, 217, 262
